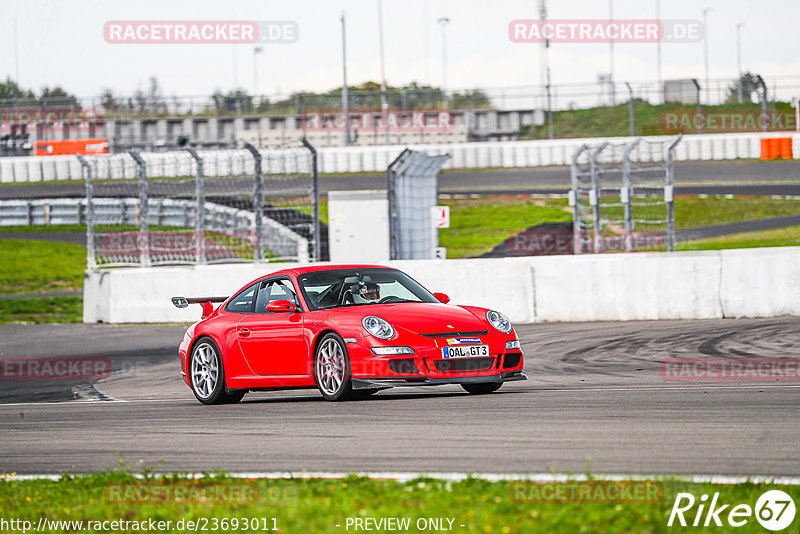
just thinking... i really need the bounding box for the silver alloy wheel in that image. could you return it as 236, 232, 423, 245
191, 342, 219, 400
316, 338, 345, 396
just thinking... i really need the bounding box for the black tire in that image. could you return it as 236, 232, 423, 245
461, 382, 503, 395
189, 336, 244, 405
313, 332, 355, 401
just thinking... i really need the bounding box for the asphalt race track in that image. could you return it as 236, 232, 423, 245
1, 317, 798, 476
1, 160, 799, 199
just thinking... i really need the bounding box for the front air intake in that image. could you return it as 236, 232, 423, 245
388, 359, 419, 374
503, 353, 521, 369
434, 358, 494, 373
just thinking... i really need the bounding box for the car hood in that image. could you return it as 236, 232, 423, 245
335, 302, 488, 336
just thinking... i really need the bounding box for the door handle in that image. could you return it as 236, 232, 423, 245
238, 328, 250, 337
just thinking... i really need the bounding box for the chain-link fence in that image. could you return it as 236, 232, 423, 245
387, 149, 451, 260
78, 142, 319, 268
570, 135, 681, 254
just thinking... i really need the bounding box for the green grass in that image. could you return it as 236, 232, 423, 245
0, 471, 797, 533
438, 197, 572, 257
437, 195, 800, 258
0, 296, 83, 324
0, 224, 86, 233
674, 196, 800, 229
519, 102, 792, 139
319, 199, 328, 226
0, 240, 86, 294
678, 225, 800, 251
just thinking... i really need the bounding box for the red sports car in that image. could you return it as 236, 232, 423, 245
172, 264, 526, 404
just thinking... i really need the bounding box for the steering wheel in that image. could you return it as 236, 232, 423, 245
378, 296, 404, 304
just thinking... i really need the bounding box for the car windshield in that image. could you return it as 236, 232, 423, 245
298, 268, 439, 311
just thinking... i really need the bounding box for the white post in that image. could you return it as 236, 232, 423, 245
341, 13, 350, 146
655, 0, 662, 104
702, 8, 711, 96
438, 17, 450, 109
377, 0, 390, 145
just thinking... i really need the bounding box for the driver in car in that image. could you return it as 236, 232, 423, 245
358, 281, 380, 301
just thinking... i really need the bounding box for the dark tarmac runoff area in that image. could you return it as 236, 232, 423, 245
1, 317, 798, 476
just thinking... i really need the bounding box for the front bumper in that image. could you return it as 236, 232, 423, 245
351, 370, 527, 390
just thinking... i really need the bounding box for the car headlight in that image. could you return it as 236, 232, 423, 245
486, 310, 512, 334
505, 340, 521, 350
371, 346, 414, 355
362, 316, 395, 339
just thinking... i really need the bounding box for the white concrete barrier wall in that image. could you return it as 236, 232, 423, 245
531, 252, 723, 321
84, 247, 800, 324
5, 132, 800, 183
719, 247, 800, 318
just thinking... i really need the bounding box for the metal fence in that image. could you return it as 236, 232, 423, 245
77, 142, 319, 268
570, 135, 682, 254
387, 149, 451, 259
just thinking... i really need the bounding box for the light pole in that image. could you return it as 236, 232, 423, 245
13, 18, 20, 86
340, 12, 350, 145
437, 17, 450, 109
609, 0, 615, 105
736, 22, 745, 103
625, 82, 634, 137
539, 0, 553, 138
655, 0, 661, 104
702, 8, 711, 101
756, 75, 768, 132
252, 47, 263, 99
377, 0, 390, 144
232, 45, 238, 88
692, 79, 702, 135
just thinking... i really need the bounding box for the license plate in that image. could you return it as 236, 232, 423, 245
442, 345, 489, 359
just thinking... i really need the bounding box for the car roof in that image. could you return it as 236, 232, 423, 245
263, 264, 397, 280
228, 265, 400, 298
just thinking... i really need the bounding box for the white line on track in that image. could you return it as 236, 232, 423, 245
3, 381, 800, 409
529, 383, 800, 392
1, 382, 799, 407
7, 472, 800, 486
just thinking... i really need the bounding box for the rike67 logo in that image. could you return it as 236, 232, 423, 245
668, 490, 796, 530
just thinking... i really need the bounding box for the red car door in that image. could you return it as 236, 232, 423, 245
236, 278, 308, 376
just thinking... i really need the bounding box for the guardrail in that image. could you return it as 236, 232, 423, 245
0, 198, 309, 263
1, 132, 798, 182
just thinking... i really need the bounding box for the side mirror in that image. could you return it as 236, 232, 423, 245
266, 299, 297, 313
433, 292, 450, 304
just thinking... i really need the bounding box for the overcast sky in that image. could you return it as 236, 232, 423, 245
1, 0, 798, 101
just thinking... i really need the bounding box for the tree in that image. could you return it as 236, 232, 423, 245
99, 88, 120, 114
726, 72, 762, 104
0, 77, 34, 100
287, 81, 493, 111
132, 76, 169, 116
39, 86, 78, 108
451, 89, 492, 110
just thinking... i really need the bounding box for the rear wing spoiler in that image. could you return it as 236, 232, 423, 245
171, 296, 228, 319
